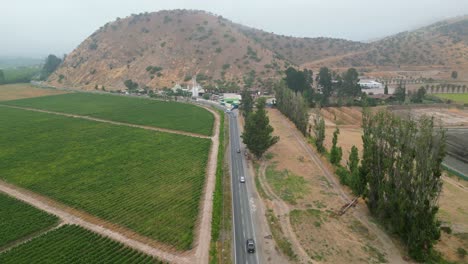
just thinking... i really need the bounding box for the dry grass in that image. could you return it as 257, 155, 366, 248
0, 84, 67, 101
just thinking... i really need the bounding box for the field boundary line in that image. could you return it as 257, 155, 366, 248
0, 181, 191, 264
0, 104, 211, 139
0, 221, 65, 254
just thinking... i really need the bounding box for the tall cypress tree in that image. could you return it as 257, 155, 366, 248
240, 88, 253, 117
241, 98, 279, 158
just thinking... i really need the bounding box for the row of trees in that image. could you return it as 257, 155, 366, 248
283, 66, 363, 107
274, 81, 310, 135
309, 103, 446, 261
358, 109, 446, 261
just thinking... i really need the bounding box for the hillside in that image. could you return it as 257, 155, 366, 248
48, 10, 289, 91
303, 16, 468, 69
48, 10, 468, 91
47, 10, 371, 91
238, 26, 368, 66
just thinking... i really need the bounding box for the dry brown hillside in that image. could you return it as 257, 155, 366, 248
47, 10, 371, 91
303, 16, 468, 69
48, 10, 468, 91
238, 26, 368, 66
49, 10, 289, 91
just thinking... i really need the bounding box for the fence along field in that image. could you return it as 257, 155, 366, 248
3, 92, 214, 136
0, 193, 59, 248
0, 225, 162, 264
0, 107, 211, 250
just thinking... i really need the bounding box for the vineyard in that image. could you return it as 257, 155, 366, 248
0, 193, 58, 247
3, 92, 214, 135
0, 225, 162, 263
433, 93, 468, 104
0, 107, 211, 250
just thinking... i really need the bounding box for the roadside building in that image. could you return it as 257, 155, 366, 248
359, 79, 383, 89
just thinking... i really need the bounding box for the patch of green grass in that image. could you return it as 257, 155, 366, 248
291, 209, 326, 233
363, 243, 388, 263
264, 152, 274, 160
3, 67, 41, 84
0, 193, 59, 247
266, 210, 297, 261
433, 93, 468, 104
3, 93, 214, 135
265, 164, 308, 204
0, 107, 211, 250
0, 225, 161, 263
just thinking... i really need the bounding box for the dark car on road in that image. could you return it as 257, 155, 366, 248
246, 239, 255, 253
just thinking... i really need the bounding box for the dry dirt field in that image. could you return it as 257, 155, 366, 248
0, 84, 67, 101
256, 109, 406, 263
313, 106, 468, 263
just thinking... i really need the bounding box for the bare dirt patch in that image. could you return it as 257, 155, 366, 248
0, 84, 67, 101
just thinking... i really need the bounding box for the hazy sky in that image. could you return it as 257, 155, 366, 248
2, 0, 468, 58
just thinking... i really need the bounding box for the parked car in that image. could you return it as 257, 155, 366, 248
246, 239, 255, 253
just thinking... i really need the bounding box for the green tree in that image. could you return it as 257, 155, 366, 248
347, 146, 362, 195
274, 81, 309, 135
313, 108, 326, 153
284, 67, 313, 93
451, 71, 458, 79
410, 87, 426, 103
124, 79, 138, 91
384, 84, 388, 95
340, 68, 361, 97
0, 69, 4, 84
241, 98, 279, 158
330, 128, 342, 165
41, 54, 62, 80
394, 81, 406, 102
361, 109, 446, 261
317, 67, 332, 105
240, 88, 254, 117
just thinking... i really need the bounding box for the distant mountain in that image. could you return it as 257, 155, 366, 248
0, 56, 43, 69
303, 16, 468, 68
48, 11, 468, 90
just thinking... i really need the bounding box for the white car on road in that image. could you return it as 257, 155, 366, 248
240, 176, 245, 183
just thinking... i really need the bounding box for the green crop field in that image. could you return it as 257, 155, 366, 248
3, 93, 214, 135
0, 107, 211, 250
0, 225, 162, 263
433, 93, 468, 104
0, 193, 59, 247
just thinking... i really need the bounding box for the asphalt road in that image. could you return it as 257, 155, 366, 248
228, 110, 260, 264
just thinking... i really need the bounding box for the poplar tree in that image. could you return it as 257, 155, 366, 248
330, 128, 342, 165
360, 109, 446, 261
240, 88, 253, 117
313, 108, 326, 153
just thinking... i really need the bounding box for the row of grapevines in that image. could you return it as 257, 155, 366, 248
3, 92, 215, 135
0, 193, 59, 247
0, 107, 211, 250
0, 225, 164, 263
